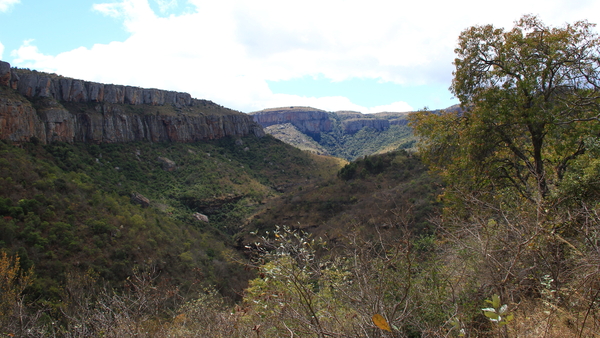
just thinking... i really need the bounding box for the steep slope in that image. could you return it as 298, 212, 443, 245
264, 123, 330, 155
0, 135, 345, 302
244, 150, 441, 242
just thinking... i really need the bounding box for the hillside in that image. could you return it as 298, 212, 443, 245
264, 123, 330, 155
245, 150, 441, 240
0, 134, 347, 300
0, 62, 350, 306
0, 62, 451, 337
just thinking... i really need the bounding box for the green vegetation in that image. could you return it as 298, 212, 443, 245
408, 15, 600, 337
260, 111, 415, 161
0, 133, 346, 335
247, 150, 441, 239
264, 123, 330, 155
318, 113, 415, 160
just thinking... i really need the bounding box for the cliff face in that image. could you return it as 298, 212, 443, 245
341, 118, 390, 133
0, 61, 264, 144
249, 107, 333, 135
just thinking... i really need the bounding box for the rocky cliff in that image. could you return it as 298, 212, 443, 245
0, 61, 264, 144
341, 118, 390, 133
249, 106, 332, 136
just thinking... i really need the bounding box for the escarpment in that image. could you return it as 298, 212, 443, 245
0, 61, 264, 144
341, 118, 390, 133
249, 107, 333, 136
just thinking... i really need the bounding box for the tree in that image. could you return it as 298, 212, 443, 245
0, 251, 34, 335
410, 17, 600, 335
411, 15, 600, 205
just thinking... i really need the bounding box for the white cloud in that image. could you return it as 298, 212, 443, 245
10, 40, 53, 67
10, 0, 600, 113
0, 0, 19, 12
154, 0, 177, 13
366, 102, 414, 114
0, 41, 4, 60
93, 0, 156, 32
246, 93, 412, 114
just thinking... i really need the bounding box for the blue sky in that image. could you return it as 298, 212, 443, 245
1, 0, 599, 113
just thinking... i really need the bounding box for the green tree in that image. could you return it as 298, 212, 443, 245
410, 17, 600, 335
411, 15, 600, 205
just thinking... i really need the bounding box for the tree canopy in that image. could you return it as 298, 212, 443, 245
411, 15, 600, 205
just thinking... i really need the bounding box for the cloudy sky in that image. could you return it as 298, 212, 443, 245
1, 0, 599, 113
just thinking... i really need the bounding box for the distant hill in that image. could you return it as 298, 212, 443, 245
250, 106, 445, 160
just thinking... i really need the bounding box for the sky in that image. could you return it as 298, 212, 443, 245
1, 0, 599, 114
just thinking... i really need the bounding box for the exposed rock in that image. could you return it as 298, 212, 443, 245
0, 61, 10, 87
192, 212, 209, 223
264, 123, 329, 155
131, 192, 150, 208
334, 110, 363, 119
342, 118, 390, 133
250, 106, 332, 135
14, 70, 194, 106
0, 93, 46, 143
390, 118, 409, 126
157, 156, 176, 171
0, 61, 265, 144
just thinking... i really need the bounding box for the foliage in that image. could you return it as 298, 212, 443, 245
238, 224, 453, 337
0, 132, 347, 335
319, 121, 414, 161
409, 15, 600, 338
248, 150, 442, 241
0, 251, 34, 336
482, 294, 514, 327
411, 15, 600, 205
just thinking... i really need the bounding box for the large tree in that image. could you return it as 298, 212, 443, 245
411, 15, 600, 205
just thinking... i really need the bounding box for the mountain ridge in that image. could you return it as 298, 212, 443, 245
0, 60, 264, 144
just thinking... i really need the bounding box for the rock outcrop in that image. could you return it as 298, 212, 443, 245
131, 192, 150, 208
0, 60, 265, 144
389, 118, 409, 126
342, 118, 390, 133
250, 107, 332, 136
157, 156, 177, 171
192, 212, 209, 223
333, 111, 363, 119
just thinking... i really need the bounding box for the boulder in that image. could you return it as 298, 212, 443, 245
192, 212, 209, 223
157, 156, 176, 171
131, 192, 150, 207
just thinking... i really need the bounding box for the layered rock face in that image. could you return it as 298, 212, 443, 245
0, 61, 264, 144
250, 107, 333, 135
341, 118, 390, 133
15, 70, 193, 107
389, 118, 409, 126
